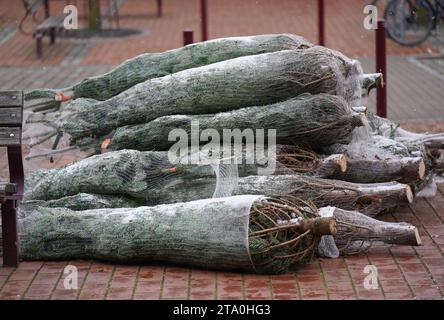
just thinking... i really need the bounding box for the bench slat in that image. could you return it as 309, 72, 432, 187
36, 16, 66, 31
0, 91, 23, 107
0, 127, 21, 146
0, 108, 23, 126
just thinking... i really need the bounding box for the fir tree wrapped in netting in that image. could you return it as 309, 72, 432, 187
107, 93, 363, 152
22, 144, 352, 205
23, 149, 213, 203
19, 195, 335, 274
25, 33, 313, 110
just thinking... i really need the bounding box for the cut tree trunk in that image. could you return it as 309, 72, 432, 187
323, 130, 432, 187
351, 106, 367, 114
314, 154, 348, 177
319, 207, 421, 256
333, 157, 425, 184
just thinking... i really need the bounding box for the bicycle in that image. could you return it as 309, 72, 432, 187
384, 0, 444, 46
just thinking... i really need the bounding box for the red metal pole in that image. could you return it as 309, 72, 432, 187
157, 0, 162, 17
183, 29, 194, 46
201, 0, 208, 41
318, 0, 325, 46
376, 20, 387, 118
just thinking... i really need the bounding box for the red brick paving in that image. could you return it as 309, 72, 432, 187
0, 0, 439, 67
360, 56, 444, 121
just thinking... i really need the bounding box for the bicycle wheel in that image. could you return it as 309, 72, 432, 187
384, 0, 434, 46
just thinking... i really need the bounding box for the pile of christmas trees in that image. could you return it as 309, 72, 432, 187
19, 34, 443, 274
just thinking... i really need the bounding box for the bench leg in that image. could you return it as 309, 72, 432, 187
49, 27, 56, 45
1, 200, 19, 267
157, 0, 162, 17
35, 33, 43, 58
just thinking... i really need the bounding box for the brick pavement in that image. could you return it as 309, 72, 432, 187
0, 0, 440, 67
360, 56, 444, 121
0, 0, 444, 300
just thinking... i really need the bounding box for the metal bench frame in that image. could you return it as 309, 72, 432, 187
19, 0, 164, 58
0, 91, 24, 267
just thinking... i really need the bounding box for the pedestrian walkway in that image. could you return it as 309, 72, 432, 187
0, 0, 439, 67
360, 56, 444, 121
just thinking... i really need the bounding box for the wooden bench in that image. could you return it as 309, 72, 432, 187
20, 1, 163, 58
0, 91, 24, 267
19, 0, 66, 58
